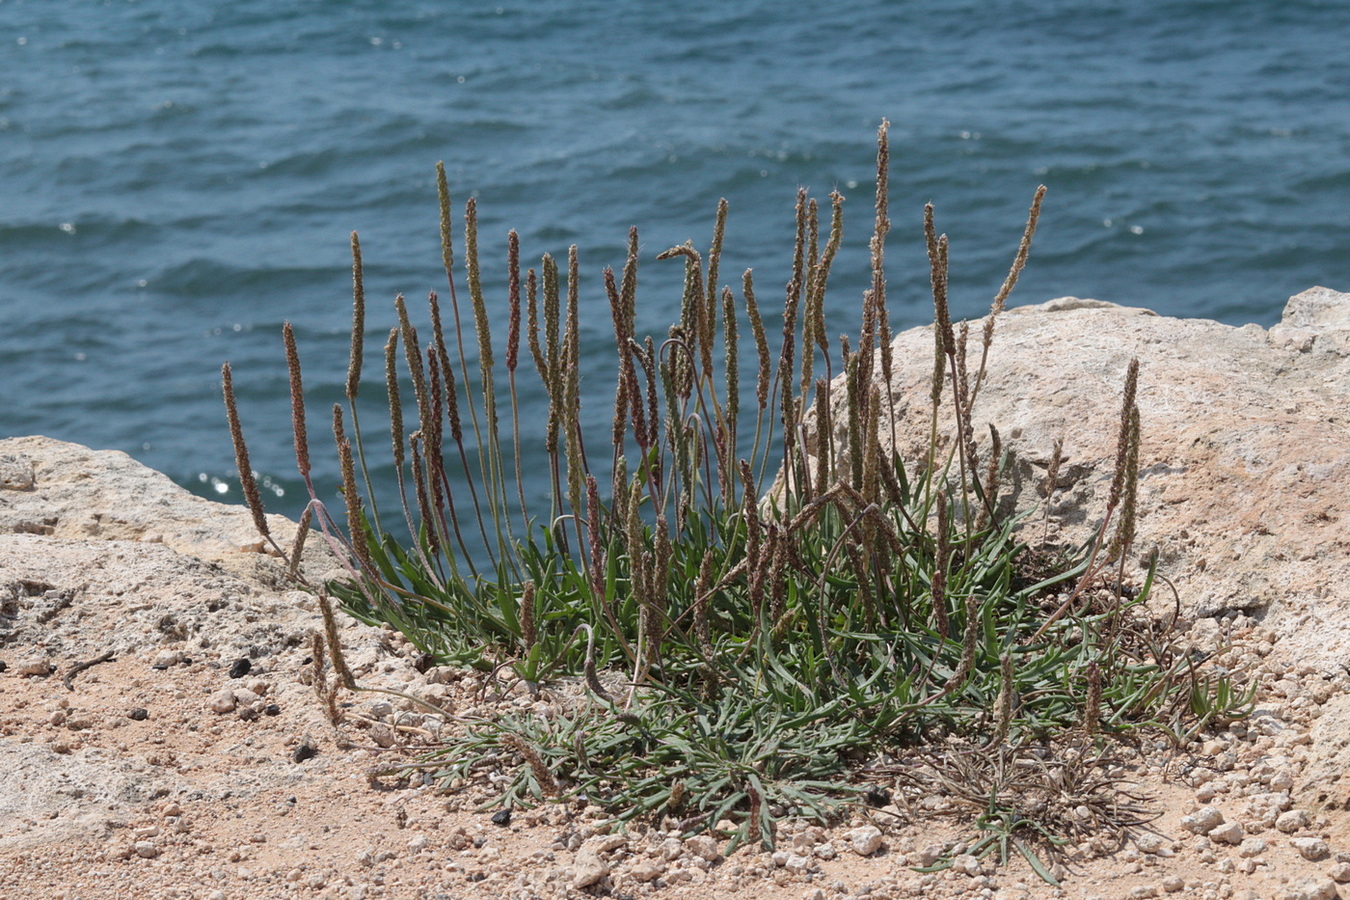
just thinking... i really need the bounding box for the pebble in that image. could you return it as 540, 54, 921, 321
291, 735, 318, 763
1181, 806, 1225, 835
1279, 875, 1338, 900
1238, 838, 1268, 858
232, 688, 261, 707
847, 825, 884, 857
1291, 837, 1331, 861
16, 657, 53, 677
1276, 809, 1311, 834
585, 833, 628, 855
1136, 832, 1171, 854
208, 688, 236, 714
1196, 782, 1222, 802
1209, 822, 1244, 845
152, 650, 185, 669
133, 841, 159, 859
629, 860, 663, 883
658, 837, 683, 861
572, 848, 609, 888
683, 834, 722, 862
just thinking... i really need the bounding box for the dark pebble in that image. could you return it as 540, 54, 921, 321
490, 808, 512, 827
864, 786, 892, 808
229, 658, 252, 679
0, 660, 7, 673
263, 703, 281, 716
292, 738, 319, 763
129, 708, 149, 721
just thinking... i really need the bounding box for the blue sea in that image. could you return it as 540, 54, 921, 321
2, 0, 1348, 523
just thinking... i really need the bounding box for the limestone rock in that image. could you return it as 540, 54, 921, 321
790, 285, 1350, 820
0, 435, 337, 585
792, 287, 1350, 665
0, 436, 359, 854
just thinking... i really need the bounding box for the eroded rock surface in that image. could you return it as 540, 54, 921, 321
4, 287, 1350, 897
801, 286, 1350, 659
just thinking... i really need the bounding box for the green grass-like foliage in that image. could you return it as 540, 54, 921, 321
223, 123, 1253, 861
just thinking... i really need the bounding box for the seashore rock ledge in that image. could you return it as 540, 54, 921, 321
3, 286, 1350, 898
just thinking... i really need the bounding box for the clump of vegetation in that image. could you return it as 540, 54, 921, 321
223, 122, 1253, 876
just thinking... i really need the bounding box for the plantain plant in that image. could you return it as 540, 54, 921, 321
222, 122, 1253, 865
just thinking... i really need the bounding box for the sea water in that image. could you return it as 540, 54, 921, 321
1, 0, 1347, 521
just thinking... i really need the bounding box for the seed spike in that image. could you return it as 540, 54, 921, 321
347, 232, 365, 401
222, 362, 270, 541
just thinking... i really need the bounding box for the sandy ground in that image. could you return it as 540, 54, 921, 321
2, 565, 1349, 900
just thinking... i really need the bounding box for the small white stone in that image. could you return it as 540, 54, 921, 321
1276, 809, 1310, 834
571, 848, 609, 889
1209, 821, 1244, 845
628, 860, 663, 882
152, 650, 184, 668
1135, 832, 1171, 854
1238, 837, 1268, 857
209, 688, 237, 714
585, 833, 628, 855
133, 840, 159, 859
1161, 874, 1185, 893
683, 834, 721, 862
1283, 875, 1338, 900
659, 837, 683, 861
1180, 806, 1225, 835
1291, 836, 1330, 861
952, 853, 981, 876
16, 657, 53, 677
847, 825, 884, 857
